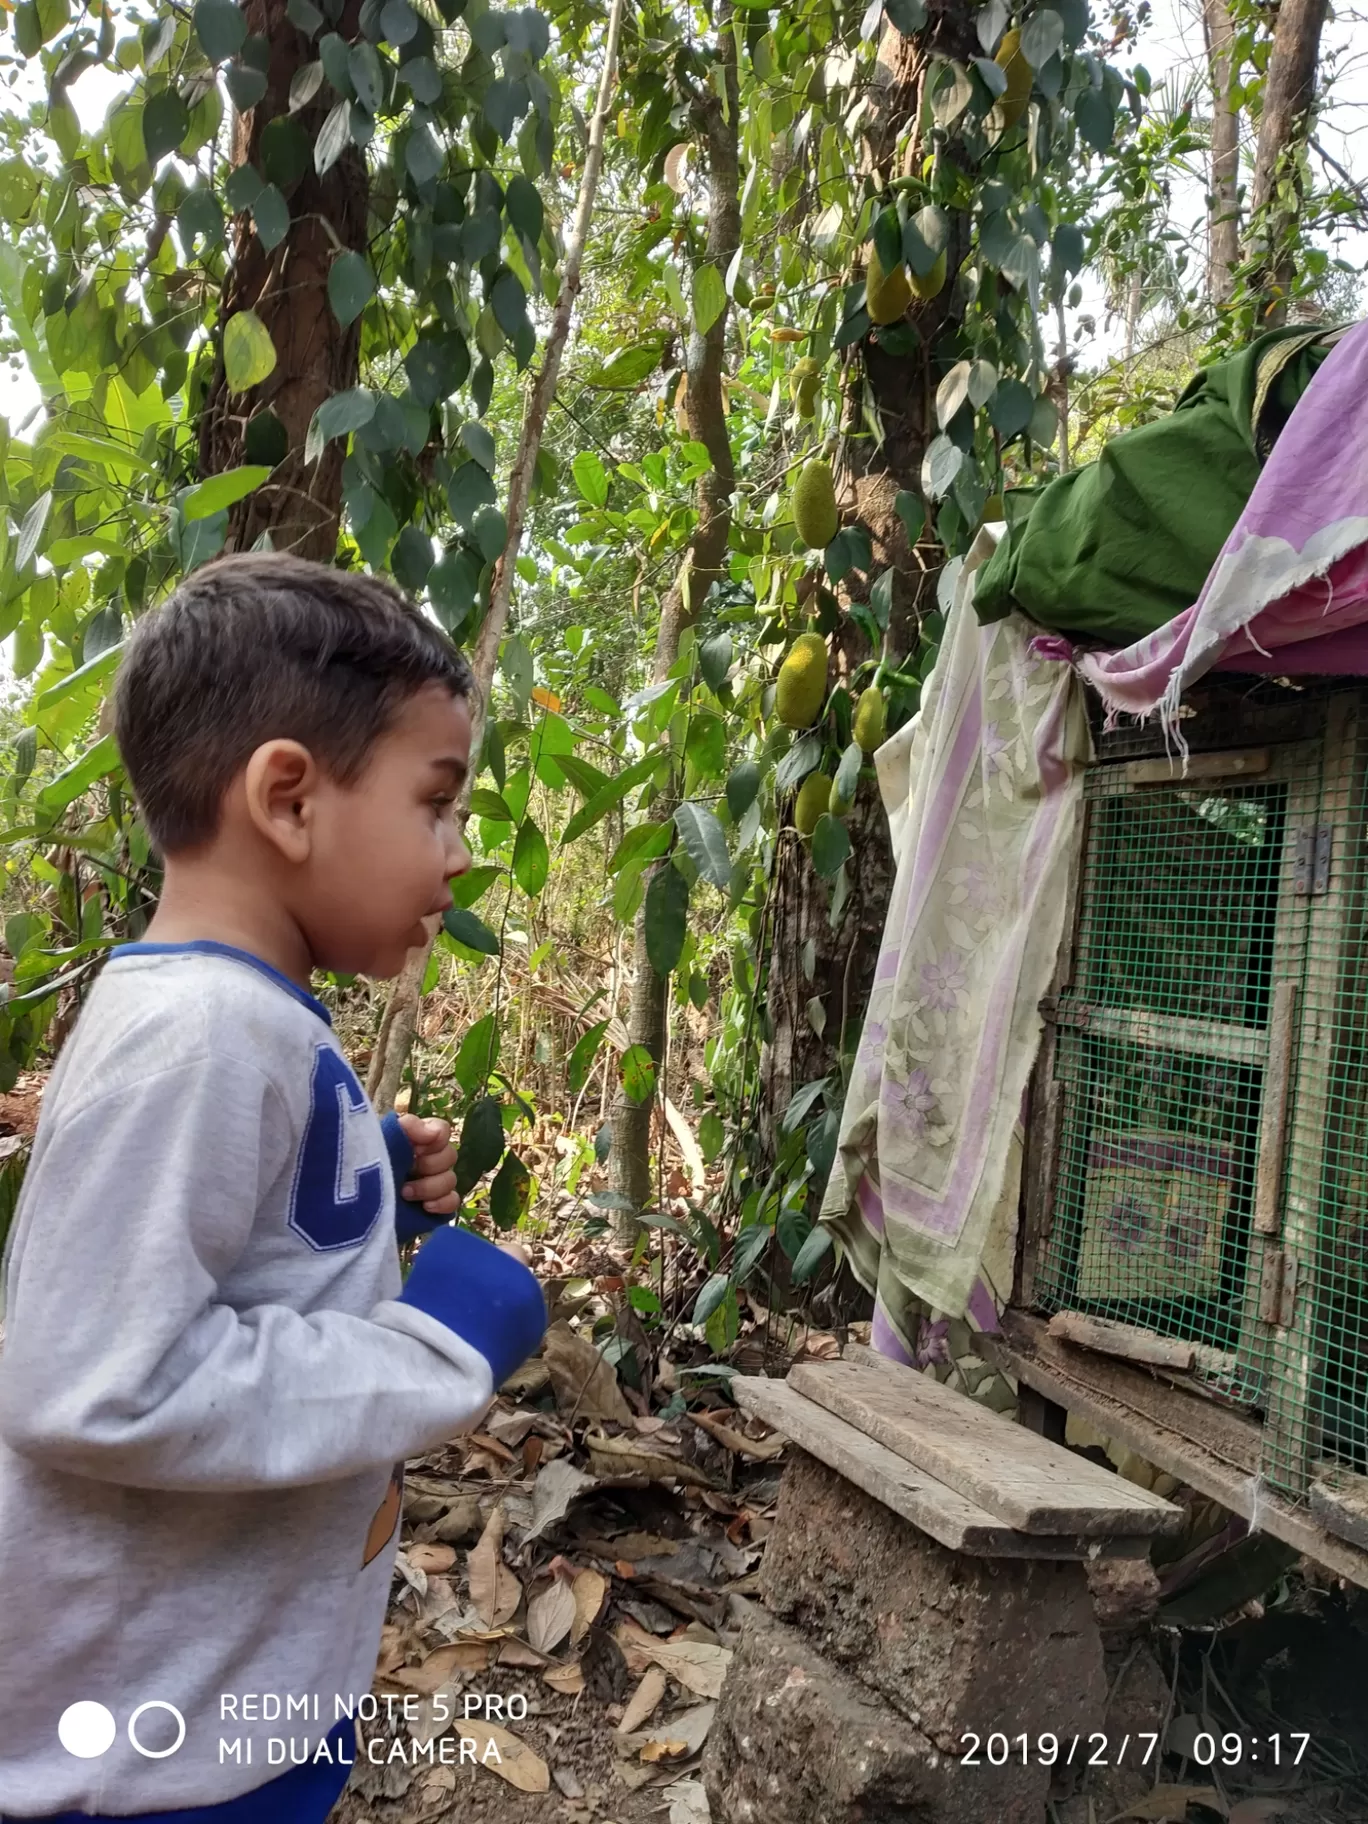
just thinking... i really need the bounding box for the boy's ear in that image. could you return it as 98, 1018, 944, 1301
242, 739, 321, 863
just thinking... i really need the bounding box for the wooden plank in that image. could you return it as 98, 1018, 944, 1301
1052, 1003, 1268, 1067
1310, 1466, 1368, 1553
731, 1376, 1151, 1561
1123, 748, 1269, 787
986, 1311, 1368, 1592
788, 1353, 1180, 1538
1018, 797, 1089, 1307
1265, 695, 1364, 1493
1252, 981, 1298, 1235
1047, 1311, 1194, 1371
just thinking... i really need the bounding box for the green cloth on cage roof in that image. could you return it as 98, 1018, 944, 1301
973, 326, 1347, 644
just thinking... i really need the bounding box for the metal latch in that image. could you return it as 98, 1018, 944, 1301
1293, 826, 1332, 895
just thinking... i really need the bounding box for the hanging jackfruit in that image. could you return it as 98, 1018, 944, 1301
791, 459, 839, 550
994, 28, 1033, 128
853, 686, 887, 755
864, 243, 912, 326
909, 248, 948, 301
790, 356, 821, 419
795, 770, 831, 837
775, 631, 829, 729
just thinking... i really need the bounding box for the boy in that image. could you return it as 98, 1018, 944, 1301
0, 554, 546, 1820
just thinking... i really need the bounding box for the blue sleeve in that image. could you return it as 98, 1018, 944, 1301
381, 1111, 453, 1245
397, 1225, 547, 1388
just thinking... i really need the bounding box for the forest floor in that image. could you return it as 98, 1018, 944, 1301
4, 1074, 1366, 1822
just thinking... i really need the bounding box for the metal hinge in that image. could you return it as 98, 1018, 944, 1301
1294, 826, 1332, 895
1258, 1248, 1299, 1327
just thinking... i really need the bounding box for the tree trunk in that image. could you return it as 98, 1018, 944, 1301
1247, 0, 1327, 322
198, 0, 368, 559
609, 28, 741, 1227
1202, 0, 1241, 303
759, 13, 970, 1179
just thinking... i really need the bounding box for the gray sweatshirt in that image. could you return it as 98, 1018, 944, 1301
0, 942, 545, 1818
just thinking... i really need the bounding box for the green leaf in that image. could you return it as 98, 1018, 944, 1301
834, 740, 863, 805
328, 251, 375, 326
673, 802, 730, 891
1052, 221, 1086, 279
488, 1150, 531, 1230
222, 310, 277, 392
260, 117, 311, 187
922, 433, 963, 500
401, 55, 442, 103
886, 0, 928, 28
349, 39, 384, 111
453, 1012, 500, 1096
469, 787, 514, 820
512, 818, 549, 896
447, 459, 498, 527
619, 1043, 657, 1105
693, 1272, 730, 1325
195, 0, 247, 62
791, 1224, 833, 1285
504, 173, 543, 245
442, 905, 500, 955
609, 820, 672, 875
225, 62, 268, 110
561, 748, 664, 845
699, 1110, 724, 1164
472, 506, 506, 564
699, 632, 731, 692
252, 184, 290, 252
461, 420, 496, 471
37, 733, 121, 812
143, 88, 190, 163
312, 387, 376, 455
454, 1094, 504, 1194
567, 1018, 610, 1095
315, 99, 352, 176
16, 492, 51, 572
989, 377, 1035, 439
936, 359, 973, 429
571, 450, 608, 509
1019, 7, 1063, 67
584, 340, 666, 388
824, 525, 872, 586
693, 263, 726, 335
490, 268, 528, 340
450, 865, 502, 908
644, 861, 689, 976
775, 733, 821, 794
725, 761, 761, 820
811, 814, 852, 877
1075, 86, 1115, 152
181, 465, 272, 521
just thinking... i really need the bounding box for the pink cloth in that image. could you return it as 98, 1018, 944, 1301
1065, 322, 1368, 727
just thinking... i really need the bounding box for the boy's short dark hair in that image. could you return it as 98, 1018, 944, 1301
116, 553, 475, 854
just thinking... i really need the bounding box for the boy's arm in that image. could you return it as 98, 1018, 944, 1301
0, 1048, 545, 1492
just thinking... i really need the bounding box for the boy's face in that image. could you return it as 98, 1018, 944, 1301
302, 682, 473, 979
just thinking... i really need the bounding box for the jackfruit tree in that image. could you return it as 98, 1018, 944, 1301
0, 0, 1353, 1342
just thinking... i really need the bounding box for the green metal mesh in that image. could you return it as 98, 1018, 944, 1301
1034, 694, 1368, 1504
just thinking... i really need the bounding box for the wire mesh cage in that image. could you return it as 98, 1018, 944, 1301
1031, 685, 1368, 1511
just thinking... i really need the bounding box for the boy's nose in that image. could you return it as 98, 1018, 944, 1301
445, 830, 473, 879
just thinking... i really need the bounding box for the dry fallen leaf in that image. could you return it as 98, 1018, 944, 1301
690, 1409, 787, 1461
542, 1661, 585, 1695
618, 1703, 717, 1761
618, 1666, 667, 1736
521, 1457, 596, 1545
468, 1430, 518, 1463
376, 1623, 406, 1675
641, 1738, 689, 1763
586, 1431, 714, 1488
1227, 1803, 1287, 1824
458, 1722, 550, 1793
544, 1321, 634, 1424
614, 1621, 732, 1699
665, 1778, 711, 1824
527, 1579, 578, 1655
467, 1507, 522, 1629
407, 1542, 457, 1575
496, 1638, 547, 1668
571, 1567, 608, 1644
391, 1641, 489, 1693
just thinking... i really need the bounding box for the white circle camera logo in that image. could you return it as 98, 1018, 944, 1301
58, 1700, 186, 1760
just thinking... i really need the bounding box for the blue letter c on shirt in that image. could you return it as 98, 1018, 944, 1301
288, 1045, 385, 1251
